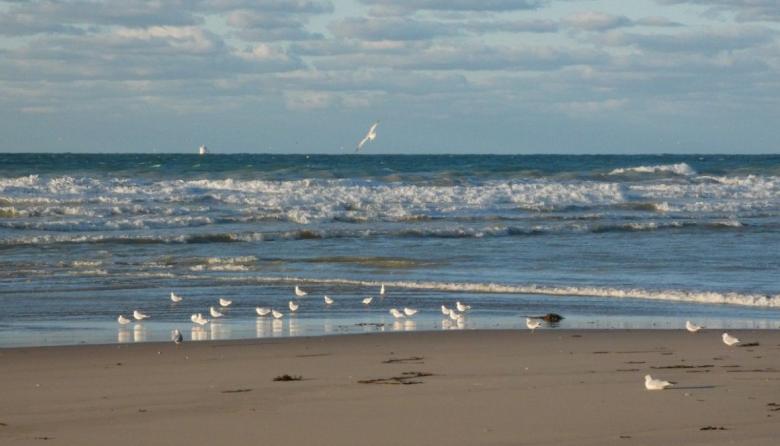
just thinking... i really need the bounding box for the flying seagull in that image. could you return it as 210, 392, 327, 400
356, 121, 379, 152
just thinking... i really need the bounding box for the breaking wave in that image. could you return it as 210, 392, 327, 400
228, 276, 779, 308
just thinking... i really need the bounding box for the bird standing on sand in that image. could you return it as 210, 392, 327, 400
526, 317, 542, 332
294, 286, 307, 297
379, 284, 385, 295
219, 298, 232, 307
272, 309, 284, 319
441, 305, 451, 316
117, 315, 131, 325
686, 320, 703, 333
356, 121, 379, 152
170, 292, 183, 303
722, 332, 740, 346
362, 296, 373, 305
133, 310, 150, 321
324, 295, 334, 305
644, 374, 673, 390
403, 307, 418, 317
289, 301, 299, 312
171, 329, 183, 344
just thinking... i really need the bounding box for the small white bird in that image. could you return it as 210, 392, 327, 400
403, 307, 418, 317
209, 306, 224, 318
219, 298, 232, 307
133, 310, 150, 321
356, 121, 379, 152
526, 317, 542, 332
448, 310, 460, 321
441, 305, 451, 315
456, 301, 471, 312
722, 332, 740, 346
170, 292, 183, 303
324, 295, 334, 305
117, 315, 131, 325
379, 284, 385, 295
389, 308, 405, 319
294, 286, 307, 297
190, 313, 209, 326
644, 374, 673, 390
686, 320, 703, 333
362, 296, 373, 305
171, 329, 183, 344
272, 309, 284, 319
256, 307, 271, 316
289, 301, 299, 312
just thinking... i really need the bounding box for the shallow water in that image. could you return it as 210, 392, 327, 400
1, 154, 778, 346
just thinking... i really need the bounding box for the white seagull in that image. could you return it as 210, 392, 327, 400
171, 329, 183, 344
389, 308, 405, 319
362, 296, 373, 305
289, 301, 299, 312
456, 301, 471, 312
272, 309, 284, 319
356, 121, 379, 152
644, 374, 673, 390
526, 317, 542, 332
256, 307, 271, 316
219, 298, 232, 307
441, 305, 451, 316
190, 313, 209, 326
209, 306, 224, 318
133, 310, 150, 321
403, 307, 418, 317
379, 284, 386, 295
449, 310, 460, 321
170, 292, 183, 303
686, 320, 703, 333
117, 315, 131, 325
294, 286, 307, 297
722, 332, 740, 346
324, 295, 334, 305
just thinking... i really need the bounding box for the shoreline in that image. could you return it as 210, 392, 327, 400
2, 329, 779, 445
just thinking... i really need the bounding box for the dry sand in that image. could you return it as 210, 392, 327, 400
1, 329, 779, 445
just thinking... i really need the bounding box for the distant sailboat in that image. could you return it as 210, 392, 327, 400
199, 145, 209, 155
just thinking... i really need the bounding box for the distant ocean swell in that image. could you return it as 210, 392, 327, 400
0, 220, 762, 247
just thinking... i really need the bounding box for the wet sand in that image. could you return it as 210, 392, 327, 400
1, 330, 779, 445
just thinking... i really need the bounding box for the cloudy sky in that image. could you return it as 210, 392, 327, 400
1, 0, 778, 154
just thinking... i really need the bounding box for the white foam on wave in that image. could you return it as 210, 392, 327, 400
2, 173, 778, 227
609, 163, 697, 176
227, 276, 779, 308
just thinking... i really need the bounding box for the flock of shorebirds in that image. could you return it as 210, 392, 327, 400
645, 320, 742, 391
117, 284, 746, 391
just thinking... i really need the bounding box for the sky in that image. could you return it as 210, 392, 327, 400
0, 0, 778, 154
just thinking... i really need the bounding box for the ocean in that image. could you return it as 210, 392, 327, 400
0, 154, 778, 346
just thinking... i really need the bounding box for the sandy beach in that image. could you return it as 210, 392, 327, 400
1, 330, 779, 445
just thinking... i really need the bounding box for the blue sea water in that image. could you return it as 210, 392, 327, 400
0, 154, 778, 346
